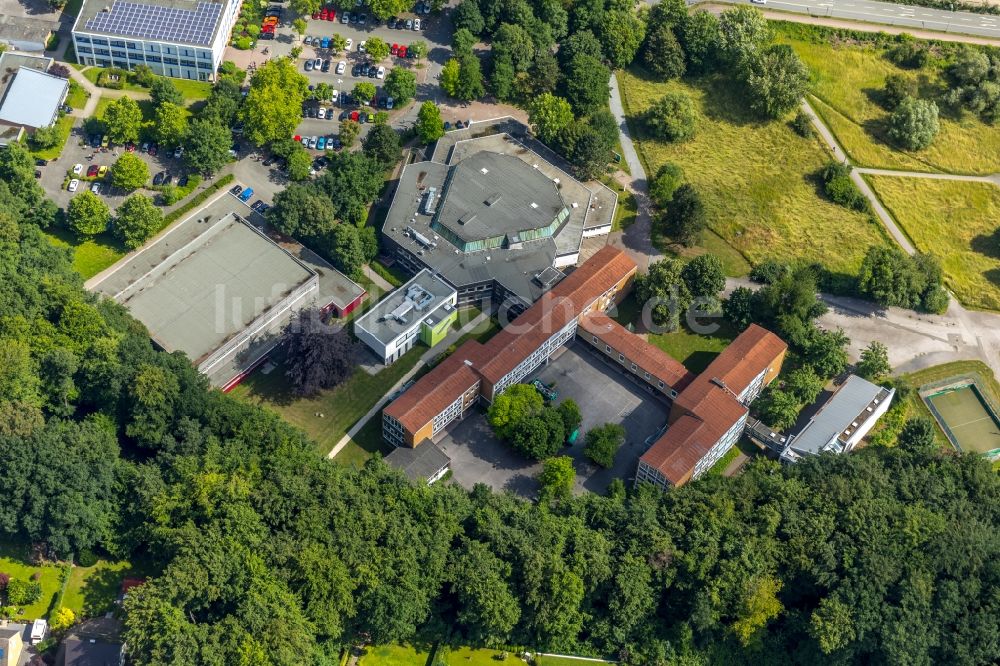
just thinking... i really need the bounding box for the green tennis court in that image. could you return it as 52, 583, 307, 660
927, 385, 1000, 454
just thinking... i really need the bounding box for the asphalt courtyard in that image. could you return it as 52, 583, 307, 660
438, 343, 669, 498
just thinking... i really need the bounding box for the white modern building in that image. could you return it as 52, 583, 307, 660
354, 270, 458, 365
71, 0, 241, 81
780, 374, 894, 462
0, 60, 68, 143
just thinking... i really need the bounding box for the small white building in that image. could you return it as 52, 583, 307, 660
354, 270, 458, 364
0, 66, 68, 138
781, 374, 894, 462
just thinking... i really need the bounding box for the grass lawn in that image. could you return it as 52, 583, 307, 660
357, 643, 431, 666
28, 115, 75, 161
617, 68, 885, 278
775, 22, 1000, 174
66, 80, 88, 109
900, 360, 1000, 450
536, 657, 616, 665
44, 226, 126, 280
866, 176, 1000, 311
0, 544, 66, 621
61, 559, 137, 619
83, 67, 212, 99
231, 346, 426, 458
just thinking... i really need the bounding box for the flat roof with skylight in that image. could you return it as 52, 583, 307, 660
354, 269, 457, 347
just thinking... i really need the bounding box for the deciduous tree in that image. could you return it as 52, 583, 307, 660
416, 101, 444, 143
584, 423, 625, 468
110, 153, 149, 191
283, 308, 358, 396
538, 456, 575, 501
67, 190, 111, 237
113, 194, 162, 249
102, 97, 143, 144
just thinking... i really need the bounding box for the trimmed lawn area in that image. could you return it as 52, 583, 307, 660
66, 80, 89, 109
231, 346, 426, 458
0, 544, 66, 621
617, 69, 885, 278
866, 176, 1000, 311
44, 227, 126, 280
28, 115, 75, 161
357, 643, 431, 666
647, 320, 736, 374
536, 657, 616, 666
776, 23, 1000, 174
83, 67, 212, 99
612, 188, 637, 231
900, 360, 1000, 450
61, 559, 135, 619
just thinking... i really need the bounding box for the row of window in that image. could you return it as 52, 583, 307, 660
590, 335, 675, 394
76, 35, 211, 59
78, 49, 211, 71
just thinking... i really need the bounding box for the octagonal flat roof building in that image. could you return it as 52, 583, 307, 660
382, 127, 615, 316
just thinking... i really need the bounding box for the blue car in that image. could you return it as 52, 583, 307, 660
320, 36, 330, 49
317, 136, 326, 150
239, 187, 254, 202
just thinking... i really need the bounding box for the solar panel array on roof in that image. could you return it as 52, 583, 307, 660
84, 1, 222, 45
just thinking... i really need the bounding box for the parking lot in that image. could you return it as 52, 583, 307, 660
438, 343, 670, 498
37, 122, 187, 211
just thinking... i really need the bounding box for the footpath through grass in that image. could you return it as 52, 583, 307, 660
617, 68, 885, 278
775, 22, 1000, 174
866, 176, 1000, 311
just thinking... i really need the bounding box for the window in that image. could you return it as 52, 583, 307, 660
110, 39, 125, 48
592, 335, 598, 344
658, 381, 665, 389
92, 38, 108, 46
605, 345, 612, 353
77, 46, 92, 54
126, 42, 138, 50
630, 363, 637, 371
76, 35, 91, 43
644, 371, 650, 380
618, 353, 625, 363
180, 59, 195, 68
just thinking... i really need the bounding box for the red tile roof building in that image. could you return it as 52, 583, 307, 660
381, 247, 787, 488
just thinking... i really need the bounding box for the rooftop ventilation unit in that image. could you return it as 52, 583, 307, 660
406, 226, 437, 250
458, 212, 477, 225
480, 167, 489, 175
484, 193, 501, 206
422, 187, 438, 215
405, 284, 434, 310
530, 202, 538, 209
388, 301, 413, 324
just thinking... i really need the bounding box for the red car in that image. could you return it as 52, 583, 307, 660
261, 23, 275, 32
125, 142, 136, 152
397, 45, 407, 58
326, 8, 335, 20
390, 43, 398, 55
293, 135, 301, 142
86, 165, 99, 177
311, 10, 319, 19
349, 110, 359, 121
319, 8, 328, 19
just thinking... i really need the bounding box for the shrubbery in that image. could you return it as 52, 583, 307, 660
820, 162, 868, 212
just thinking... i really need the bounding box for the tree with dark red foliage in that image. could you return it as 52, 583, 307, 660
0, 573, 8, 590
48, 63, 70, 79
283, 308, 358, 397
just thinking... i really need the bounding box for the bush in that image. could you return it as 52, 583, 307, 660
887, 37, 930, 69
76, 549, 98, 567
888, 97, 939, 150
749, 259, 791, 284
233, 36, 253, 50
820, 162, 868, 212
883, 73, 915, 109
584, 424, 626, 468
6, 579, 42, 606
645, 92, 696, 142
791, 110, 814, 137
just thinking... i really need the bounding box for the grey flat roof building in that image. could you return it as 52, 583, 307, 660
355, 270, 456, 347
0, 67, 68, 130
384, 442, 451, 484
786, 375, 894, 459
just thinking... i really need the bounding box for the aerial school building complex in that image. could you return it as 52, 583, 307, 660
381, 246, 790, 488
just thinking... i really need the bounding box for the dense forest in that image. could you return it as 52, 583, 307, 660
1, 139, 999, 664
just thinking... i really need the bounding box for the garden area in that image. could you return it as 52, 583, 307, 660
775, 23, 1000, 174
617, 68, 885, 278
866, 176, 1000, 310
82, 67, 212, 100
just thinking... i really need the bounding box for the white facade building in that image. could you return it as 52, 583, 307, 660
71, 0, 240, 81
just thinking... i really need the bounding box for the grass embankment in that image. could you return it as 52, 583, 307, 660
617, 69, 885, 278
899, 361, 1000, 451
356, 643, 431, 665
775, 22, 1000, 174
866, 176, 1000, 311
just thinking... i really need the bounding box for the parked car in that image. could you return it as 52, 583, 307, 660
341, 11, 349, 23
336, 60, 346, 74
320, 36, 330, 48
325, 8, 336, 20
331, 88, 340, 103
125, 142, 136, 152
174, 145, 184, 158
68, 179, 79, 192
358, 40, 366, 53
304, 60, 314, 71
390, 43, 399, 55
309, 136, 318, 148
376, 65, 385, 79
260, 28, 275, 39
97, 165, 108, 178
148, 143, 158, 156
386, 96, 394, 109
358, 13, 367, 24
317, 136, 327, 150
413, 18, 421, 29
398, 45, 407, 58
72, 163, 83, 175
351, 63, 361, 76
318, 107, 327, 119
239, 187, 254, 202
91, 182, 101, 194
313, 57, 323, 68
86, 165, 99, 177
322, 59, 331, 72
157, 172, 171, 186
304, 36, 313, 45
345, 38, 353, 51
387, 17, 398, 28
101, 135, 110, 148
301, 136, 310, 147
368, 66, 378, 78
263, 156, 276, 166
405, 18, 412, 29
